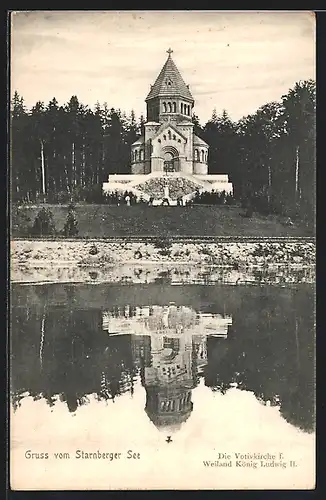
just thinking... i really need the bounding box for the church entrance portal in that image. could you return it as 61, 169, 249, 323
164, 151, 179, 173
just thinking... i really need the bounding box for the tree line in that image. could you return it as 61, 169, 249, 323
11, 79, 315, 223
193, 79, 315, 223
11, 94, 144, 204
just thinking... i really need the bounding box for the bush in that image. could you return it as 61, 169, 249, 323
157, 248, 171, 257
56, 190, 71, 204
68, 201, 76, 210
241, 206, 253, 218
84, 185, 105, 204
89, 244, 99, 255
63, 209, 79, 237
31, 208, 56, 236
152, 237, 172, 250
11, 205, 32, 236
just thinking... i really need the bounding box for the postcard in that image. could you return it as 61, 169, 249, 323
10, 10, 316, 490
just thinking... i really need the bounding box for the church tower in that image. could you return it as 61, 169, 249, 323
145, 48, 194, 124
131, 49, 209, 176
103, 49, 233, 204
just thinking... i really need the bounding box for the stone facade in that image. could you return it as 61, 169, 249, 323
102, 304, 231, 433
103, 49, 233, 204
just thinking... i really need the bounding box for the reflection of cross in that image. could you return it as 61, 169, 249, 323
167, 48, 173, 56
166, 436, 172, 443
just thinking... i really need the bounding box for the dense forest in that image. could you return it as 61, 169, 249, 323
10, 79, 315, 223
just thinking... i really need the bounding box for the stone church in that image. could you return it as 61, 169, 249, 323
103, 49, 233, 204
102, 304, 231, 434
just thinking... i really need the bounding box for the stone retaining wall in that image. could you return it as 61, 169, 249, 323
11, 239, 315, 269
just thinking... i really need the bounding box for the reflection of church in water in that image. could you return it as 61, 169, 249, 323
102, 304, 232, 433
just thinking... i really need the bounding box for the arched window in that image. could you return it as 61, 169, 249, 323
168, 102, 172, 112
173, 102, 176, 112
181, 103, 183, 114
163, 134, 166, 140
201, 150, 205, 162
163, 102, 167, 113
140, 149, 143, 161
135, 150, 138, 161
173, 134, 176, 140
168, 130, 171, 140
195, 149, 199, 161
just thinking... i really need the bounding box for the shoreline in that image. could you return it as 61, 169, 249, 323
11, 239, 315, 285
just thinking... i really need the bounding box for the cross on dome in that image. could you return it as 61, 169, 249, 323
167, 48, 173, 56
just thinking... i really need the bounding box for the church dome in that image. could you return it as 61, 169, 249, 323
145, 50, 194, 102
146, 410, 192, 433
145, 386, 194, 433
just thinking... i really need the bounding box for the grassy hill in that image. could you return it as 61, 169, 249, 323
12, 204, 314, 238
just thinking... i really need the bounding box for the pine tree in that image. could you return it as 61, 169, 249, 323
211, 107, 218, 123
63, 207, 79, 236
139, 114, 145, 136
192, 113, 203, 138
11, 92, 29, 200
9, 80, 315, 228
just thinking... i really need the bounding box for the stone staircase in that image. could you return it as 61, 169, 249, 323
103, 172, 232, 205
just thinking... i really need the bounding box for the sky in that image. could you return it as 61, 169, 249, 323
11, 386, 315, 490
10, 10, 315, 123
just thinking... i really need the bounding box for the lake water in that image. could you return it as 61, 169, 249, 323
10, 281, 315, 490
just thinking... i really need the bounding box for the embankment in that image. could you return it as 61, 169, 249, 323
11, 238, 315, 284
12, 204, 314, 238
